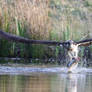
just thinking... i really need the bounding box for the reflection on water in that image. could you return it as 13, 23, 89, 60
66, 74, 85, 92
0, 72, 92, 92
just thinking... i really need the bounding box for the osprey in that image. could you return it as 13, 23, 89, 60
0, 30, 92, 72
62, 40, 92, 72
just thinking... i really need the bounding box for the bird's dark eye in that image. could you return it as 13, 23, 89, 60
63, 42, 70, 49
66, 43, 69, 47
66, 42, 70, 46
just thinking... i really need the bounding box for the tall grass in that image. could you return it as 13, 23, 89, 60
0, 0, 92, 61
0, 0, 51, 58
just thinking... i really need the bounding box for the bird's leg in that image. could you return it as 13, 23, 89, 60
67, 43, 80, 68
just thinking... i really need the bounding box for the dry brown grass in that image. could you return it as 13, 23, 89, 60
0, 0, 92, 41
0, 0, 51, 39
0, 0, 92, 58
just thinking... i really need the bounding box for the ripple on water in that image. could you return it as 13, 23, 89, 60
0, 66, 91, 75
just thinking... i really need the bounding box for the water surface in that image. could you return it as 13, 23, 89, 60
0, 65, 92, 92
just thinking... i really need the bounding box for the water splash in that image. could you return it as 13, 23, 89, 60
0, 65, 91, 75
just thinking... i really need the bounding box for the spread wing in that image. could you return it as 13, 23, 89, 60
76, 39, 92, 46
0, 30, 63, 45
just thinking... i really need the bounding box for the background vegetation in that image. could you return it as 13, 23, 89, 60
0, 0, 92, 64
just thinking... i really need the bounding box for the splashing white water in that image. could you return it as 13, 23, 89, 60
0, 65, 91, 75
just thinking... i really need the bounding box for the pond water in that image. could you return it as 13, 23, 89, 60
0, 65, 92, 92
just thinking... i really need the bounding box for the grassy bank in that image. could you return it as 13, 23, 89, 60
0, 0, 92, 62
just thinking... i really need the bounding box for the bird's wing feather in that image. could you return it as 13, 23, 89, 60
76, 39, 92, 46
0, 30, 63, 45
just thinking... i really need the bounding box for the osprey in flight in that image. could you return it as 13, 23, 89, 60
0, 30, 92, 72
61, 39, 92, 72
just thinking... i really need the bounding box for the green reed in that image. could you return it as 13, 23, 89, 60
0, 0, 92, 63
